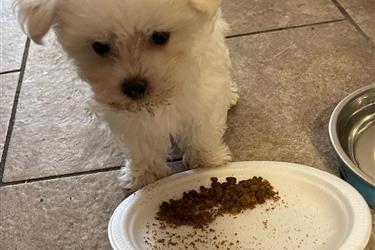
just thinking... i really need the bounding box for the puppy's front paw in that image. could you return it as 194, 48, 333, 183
118, 162, 171, 191
118, 168, 146, 191
183, 144, 232, 169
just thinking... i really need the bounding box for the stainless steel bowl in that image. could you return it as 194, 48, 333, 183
329, 84, 375, 208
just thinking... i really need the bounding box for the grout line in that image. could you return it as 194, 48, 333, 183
0, 166, 122, 187
168, 157, 183, 162
0, 158, 183, 187
225, 19, 346, 39
331, 0, 375, 48
0, 38, 30, 184
0, 69, 21, 75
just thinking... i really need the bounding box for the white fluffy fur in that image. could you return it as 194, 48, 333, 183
15, 0, 239, 190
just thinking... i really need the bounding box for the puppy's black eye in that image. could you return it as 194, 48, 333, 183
151, 32, 170, 45
92, 41, 110, 55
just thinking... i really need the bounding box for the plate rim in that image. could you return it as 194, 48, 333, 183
108, 161, 372, 250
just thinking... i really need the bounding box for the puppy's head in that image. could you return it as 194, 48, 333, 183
15, 0, 220, 112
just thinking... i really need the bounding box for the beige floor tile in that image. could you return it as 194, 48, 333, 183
222, 0, 343, 36
0, 0, 26, 72
2, 33, 125, 182
0, 171, 125, 249
225, 21, 375, 175
0, 73, 18, 157
338, 0, 375, 43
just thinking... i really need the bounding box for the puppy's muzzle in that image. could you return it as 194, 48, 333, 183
121, 77, 148, 99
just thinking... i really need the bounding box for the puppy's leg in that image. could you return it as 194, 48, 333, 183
119, 156, 170, 191
87, 100, 171, 190
118, 137, 171, 191
183, 113, 232, 169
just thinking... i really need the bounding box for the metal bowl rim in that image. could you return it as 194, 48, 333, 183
328, 84, 375, 187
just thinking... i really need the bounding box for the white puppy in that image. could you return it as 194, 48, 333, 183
15, 0, 239, 190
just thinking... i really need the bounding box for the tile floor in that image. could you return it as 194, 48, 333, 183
0, 0, 374, 249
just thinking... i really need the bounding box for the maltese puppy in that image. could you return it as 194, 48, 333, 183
15, 0, 239, 190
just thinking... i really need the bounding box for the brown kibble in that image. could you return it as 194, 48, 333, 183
148, 176, 279, 249
226, 177, 236, 184
211, 177, 218, 182
156, 176, 278, 228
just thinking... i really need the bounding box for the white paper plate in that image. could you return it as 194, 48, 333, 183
108, 161, 372, 250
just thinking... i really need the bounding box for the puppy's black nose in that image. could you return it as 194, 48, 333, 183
121, 78, 148, 99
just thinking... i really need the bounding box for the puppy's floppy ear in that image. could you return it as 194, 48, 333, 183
13, 0, 59, 44
189, 0, 220, 18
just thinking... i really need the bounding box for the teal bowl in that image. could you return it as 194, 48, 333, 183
329, 84, 375, 208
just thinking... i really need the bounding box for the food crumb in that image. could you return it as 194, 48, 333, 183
262, 220, 268, 229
